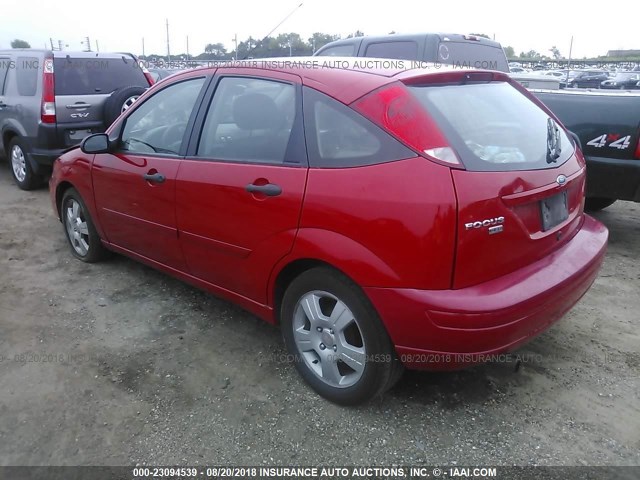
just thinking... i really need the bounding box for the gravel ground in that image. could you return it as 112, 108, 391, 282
0, 162, 638, 466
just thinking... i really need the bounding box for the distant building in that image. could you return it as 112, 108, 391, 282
606, 49, 640, 57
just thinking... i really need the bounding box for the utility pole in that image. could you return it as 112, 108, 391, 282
142, 37, 145, 57
186, 36, 189, 61
58, 40, 63, 51
166, 18, 171, 63
566, 36, 574, 84
95, 40, 99, 52
233, 33, 238, 60
49, 38, 55, 50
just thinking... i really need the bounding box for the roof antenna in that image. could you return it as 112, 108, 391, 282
241, 2, 304, 60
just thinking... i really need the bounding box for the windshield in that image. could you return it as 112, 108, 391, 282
407, 82, 574, 172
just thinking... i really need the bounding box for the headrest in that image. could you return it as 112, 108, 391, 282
232, 93, 283, 130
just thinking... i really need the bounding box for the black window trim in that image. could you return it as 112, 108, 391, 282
114, 74, 212, 159
184, 73, 307, 168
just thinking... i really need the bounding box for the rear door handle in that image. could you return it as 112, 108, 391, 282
66, 103, 92, 109
143, 172, 166, 184
245, 183, 282, 196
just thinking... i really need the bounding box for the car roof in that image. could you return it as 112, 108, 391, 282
317, 33, 503, 49
0, 48, 137, 60
176, 56, 510, 104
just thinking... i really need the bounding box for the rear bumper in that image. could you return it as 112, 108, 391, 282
585, 155, 640, 202
365, 215, 608, 370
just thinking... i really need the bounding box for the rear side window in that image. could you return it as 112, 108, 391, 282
408, 82, 574, 172
0, 57, 11, 94
437, 42, 508, 72
316, 44, 355, 57
365, 41, 418, 60
16, 57, 38, 96
54, 57, 148, 95
303, 87, 415, 168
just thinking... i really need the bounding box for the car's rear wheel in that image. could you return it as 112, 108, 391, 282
61, 188, 108, 263
585, 197, 616, 212
281, 267, 403, 405
8, 137, 42, 190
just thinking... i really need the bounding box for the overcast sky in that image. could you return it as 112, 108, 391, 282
1, 0, 637, 58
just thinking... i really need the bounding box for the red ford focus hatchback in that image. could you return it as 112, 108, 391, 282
50, 59, 608, 405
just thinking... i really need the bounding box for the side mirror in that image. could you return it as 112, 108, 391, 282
81, 133, 111, 154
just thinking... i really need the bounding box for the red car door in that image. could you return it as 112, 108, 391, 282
176, 72, 307, 304
92, 76, 207, 270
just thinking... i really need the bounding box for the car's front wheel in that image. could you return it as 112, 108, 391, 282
61, 188, 108, 263
281, 267, 403, 405
8, 137, 42, 190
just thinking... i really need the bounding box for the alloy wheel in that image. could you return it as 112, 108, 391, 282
11, 145, 27, 183
292, 290, 366, 388
65, 199, 90, 257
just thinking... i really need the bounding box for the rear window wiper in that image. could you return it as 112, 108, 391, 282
546, 118, 562, 163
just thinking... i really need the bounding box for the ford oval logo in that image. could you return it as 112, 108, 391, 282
556, 174, 567, 186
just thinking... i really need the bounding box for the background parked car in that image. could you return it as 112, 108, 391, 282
314, 33, 510, 72
601, 72, 640, 90
0, 50, 153, 190
567, 70, 609, 88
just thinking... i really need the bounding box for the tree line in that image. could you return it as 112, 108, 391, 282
7, 35, 640, 62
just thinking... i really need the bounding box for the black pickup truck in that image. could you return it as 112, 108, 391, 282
534, 89, 640, 211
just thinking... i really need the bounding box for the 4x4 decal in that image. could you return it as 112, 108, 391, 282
586, 133, 631, 150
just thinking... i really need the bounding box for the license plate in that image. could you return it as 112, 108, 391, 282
68, 129, 92, 142
540, 191, 568, 231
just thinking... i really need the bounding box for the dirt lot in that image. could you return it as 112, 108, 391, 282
0, 162, 638, 467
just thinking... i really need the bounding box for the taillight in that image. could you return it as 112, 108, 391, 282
352, 82, 461, 166
141, 64, 155, 86
635, 135, 640, 159
41, 57, 55, 124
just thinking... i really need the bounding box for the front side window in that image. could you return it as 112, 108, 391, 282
16, 57, 38, 96
120, 77, 205, 155
197, 77, 296, 164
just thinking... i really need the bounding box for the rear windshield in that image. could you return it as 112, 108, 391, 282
437, 42, 509, 72
408, 82, 574, 172
54, 57, 148, 95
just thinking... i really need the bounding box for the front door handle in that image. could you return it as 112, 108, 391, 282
143, 172, 166, 184
245, 183, 282, 196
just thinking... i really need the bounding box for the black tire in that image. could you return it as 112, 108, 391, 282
61, 188, 108, 263
7, 137, 43, 190
585, 197, 616, 212
103, 85, 147, 127
281, 267, 403, 405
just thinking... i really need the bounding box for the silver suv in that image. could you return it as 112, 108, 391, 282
0, 50, 153, 189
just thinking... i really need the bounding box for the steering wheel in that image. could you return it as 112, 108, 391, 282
161, 123, 186, 151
